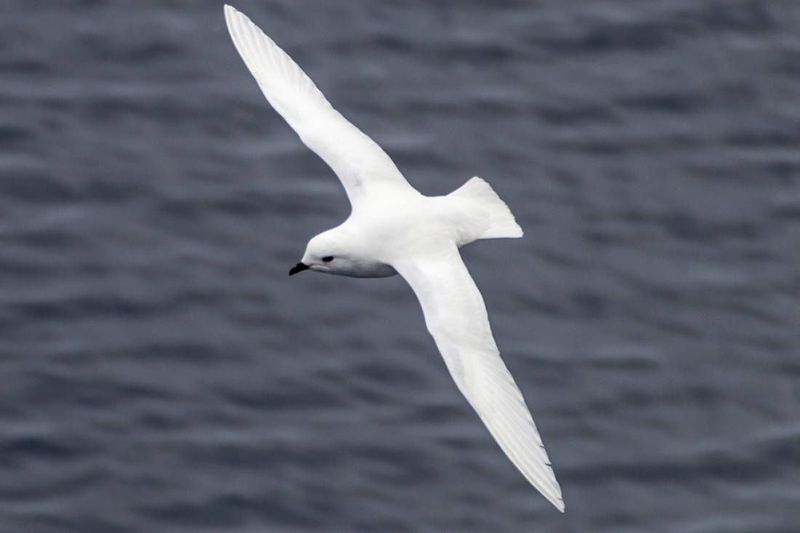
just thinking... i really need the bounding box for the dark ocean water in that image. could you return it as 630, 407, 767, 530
1, 1, 799, 531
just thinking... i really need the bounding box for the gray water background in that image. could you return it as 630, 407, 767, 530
1, 1, 799, 531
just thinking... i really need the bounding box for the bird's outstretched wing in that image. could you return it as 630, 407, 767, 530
393, 246, 564, 512
224, 5, 413, 209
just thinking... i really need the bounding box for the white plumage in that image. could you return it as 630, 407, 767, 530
224, 5, 410, 209
224, 5, 564, 512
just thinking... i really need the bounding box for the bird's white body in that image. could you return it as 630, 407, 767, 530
304, 179, 522, 278
224, 5, 565, 512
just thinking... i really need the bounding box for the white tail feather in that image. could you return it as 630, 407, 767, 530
448, 177, 523, 242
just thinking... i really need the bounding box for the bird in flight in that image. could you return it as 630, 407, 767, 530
224, 5, 564, 512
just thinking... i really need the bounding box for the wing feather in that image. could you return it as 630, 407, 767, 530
394, 248, 565, 512
224, 5, 412, 208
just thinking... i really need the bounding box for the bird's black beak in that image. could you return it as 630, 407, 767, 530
289, 262, 310, 276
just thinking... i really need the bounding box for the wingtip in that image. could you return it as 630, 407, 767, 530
541, 475, 565, 513
223, 4, 234, 25
550, 480, 565, 513
223, 4, 240, 22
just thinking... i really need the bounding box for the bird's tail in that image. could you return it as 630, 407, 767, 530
447, 177, 523, 244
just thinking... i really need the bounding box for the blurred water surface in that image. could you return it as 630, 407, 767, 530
1, 1, 799, 531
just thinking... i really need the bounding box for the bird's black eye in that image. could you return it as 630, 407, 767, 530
322, 256, 334, 263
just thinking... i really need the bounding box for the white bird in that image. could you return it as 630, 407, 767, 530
224, 5, 564, 512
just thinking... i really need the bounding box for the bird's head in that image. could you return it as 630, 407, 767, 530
290, 228, 352, 277
289, 226, 396, 278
